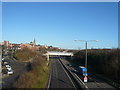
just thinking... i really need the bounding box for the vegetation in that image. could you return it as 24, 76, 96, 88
73, 49, 120, 84
13, 47, 36, 62
13, 47, 49, 88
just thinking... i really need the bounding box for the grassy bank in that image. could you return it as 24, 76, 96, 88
13, 47, 49, 88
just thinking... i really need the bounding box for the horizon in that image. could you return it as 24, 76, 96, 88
1, 40, 118, 50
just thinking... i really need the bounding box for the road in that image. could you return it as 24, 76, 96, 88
61, 58, 117, 90
48, 57, 76, 89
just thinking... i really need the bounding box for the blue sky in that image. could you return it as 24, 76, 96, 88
2, 2, 118, 49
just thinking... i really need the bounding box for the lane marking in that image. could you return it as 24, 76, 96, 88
58, 59, 77, 89
47, 59, 52, 90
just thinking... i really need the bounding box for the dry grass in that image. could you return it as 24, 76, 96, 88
13, 47, 49, 88
14, 47, 36, 62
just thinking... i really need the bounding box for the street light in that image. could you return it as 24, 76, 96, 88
74, 40, 98, 70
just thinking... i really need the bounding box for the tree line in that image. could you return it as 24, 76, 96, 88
73, 49, 120, 84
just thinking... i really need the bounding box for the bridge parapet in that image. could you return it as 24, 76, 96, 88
44, 51, 73, 62
46, 51, 73, 56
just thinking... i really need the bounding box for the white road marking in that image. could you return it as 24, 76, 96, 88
58, 59, 77, 89
47, 60, 52, 90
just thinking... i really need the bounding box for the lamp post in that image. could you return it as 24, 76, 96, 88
74, 40, 98, 70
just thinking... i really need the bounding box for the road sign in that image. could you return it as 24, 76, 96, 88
84, 76, 88, 82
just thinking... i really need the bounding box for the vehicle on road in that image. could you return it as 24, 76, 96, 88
2, 59, 6, 63
2, 58, 5, 61
6, 66, 12, 71
7, 69, 13, 75
78, 66, 88, 76
67, 64, 72, 67
5, 64, 10, 68
4, 61, 8, 64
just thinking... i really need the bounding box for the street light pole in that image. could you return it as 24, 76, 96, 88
74, 40, 98, 71
85, 41, 87, 69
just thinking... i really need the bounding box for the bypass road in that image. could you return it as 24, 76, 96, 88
48, 57, 76, 89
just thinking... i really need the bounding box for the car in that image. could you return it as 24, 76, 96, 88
6, 66, 12, 70
7, 69, 13, 75
7, 67, 12, 71
67, 64, 72, 67
69, 64, 72, 67
5, 64, 10, 68
2, 58, 4, 61
4, 61, 8, 64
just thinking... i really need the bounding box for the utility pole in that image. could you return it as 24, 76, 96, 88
85, 41, 87, 69
74, 40, 98, 70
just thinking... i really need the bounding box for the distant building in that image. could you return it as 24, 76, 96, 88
9, 43, 20, 49
20, 43, 31, 48
4, 41, 9, 47
30, 38, 36, 47
0, 41, 9, 47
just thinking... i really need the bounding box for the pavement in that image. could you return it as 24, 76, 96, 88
49, 57, 76, 89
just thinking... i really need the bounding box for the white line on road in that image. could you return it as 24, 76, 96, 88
47, 60, 52, 90
74, 73, 89, 89
58, 59, 77, 89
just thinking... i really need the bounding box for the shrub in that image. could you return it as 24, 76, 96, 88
13, 48, 48, 88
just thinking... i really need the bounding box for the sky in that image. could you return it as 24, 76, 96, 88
2, 2, 118, 49
1, 0, 120, 2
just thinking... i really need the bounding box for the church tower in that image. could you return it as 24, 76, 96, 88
33, 38, 36, 46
